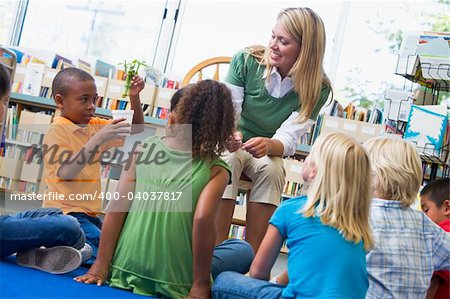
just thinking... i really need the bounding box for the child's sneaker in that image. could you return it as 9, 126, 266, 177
79, 243, 93, 262
16, 246, 82, 274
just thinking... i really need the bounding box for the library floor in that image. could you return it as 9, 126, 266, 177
0, 191, 288, 278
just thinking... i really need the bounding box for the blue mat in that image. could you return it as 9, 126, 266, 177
0, 256, 153, 298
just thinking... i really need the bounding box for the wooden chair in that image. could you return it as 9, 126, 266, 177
182, 57, 253, 216
181, 56, 231, 87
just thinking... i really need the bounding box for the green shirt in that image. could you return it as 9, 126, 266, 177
225, 49, 330, 142
109, 136, 230, 298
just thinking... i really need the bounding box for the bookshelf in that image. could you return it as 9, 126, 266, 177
2, 91, 170, 196
391, 32, 450, 182
2, 105, 53, 194
10, 92, 168, 127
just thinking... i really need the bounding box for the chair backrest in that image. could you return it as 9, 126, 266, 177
181, 56, 231, 87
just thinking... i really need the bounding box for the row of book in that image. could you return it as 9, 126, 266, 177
0, 177, 14, 191
8, 47, 182, 120
17, 181, 39, 194
12, 62, 179, 120
10, 48, 122, 81
4, 108, 54, 142
296, 99, 385, 151
0, 154, 43, 194
4, 145, 40, 163
1, 107, 51, 194
324, 100, 384, 124
228, 224, 246, 240
283, 181, 305, 198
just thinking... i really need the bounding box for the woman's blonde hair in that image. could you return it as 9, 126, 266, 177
248, 7, 332, 123
302, 132, 373, 250
363, 136, 422, 207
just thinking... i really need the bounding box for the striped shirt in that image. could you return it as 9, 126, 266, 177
366, 198, 450, 299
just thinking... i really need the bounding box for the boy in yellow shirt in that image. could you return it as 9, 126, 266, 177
42, 68, 144, 263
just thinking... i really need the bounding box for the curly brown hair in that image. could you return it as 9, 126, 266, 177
171, 80, 235, 161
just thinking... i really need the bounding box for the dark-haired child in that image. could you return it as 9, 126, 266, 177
421, 178, 450, 299
42, 67, 145, 263
0, 63, 10, 121
75, 80, 254, 299
1, 64, 89, 274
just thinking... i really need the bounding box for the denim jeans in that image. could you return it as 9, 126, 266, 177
0, 208, 85, 258
212, 271, 284, 299
68, 213, 102, 265
212, 239, 255, 279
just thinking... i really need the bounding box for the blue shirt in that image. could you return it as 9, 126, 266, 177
270, 196, 368, 299
366, 198, 450, 299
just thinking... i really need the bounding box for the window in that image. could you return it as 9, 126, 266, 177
168, 1, 345, 77
0, 1, 19, 45
19, 0, 167, 64
334, 1, 449, 107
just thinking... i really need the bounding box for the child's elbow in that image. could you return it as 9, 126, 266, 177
193, 213, 214, 229
57, 167, 71, 180
249, 264, 268, 280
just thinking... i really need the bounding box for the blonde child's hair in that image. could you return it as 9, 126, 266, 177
302, 132, 374, 250
247, 7, 332, 123
364, 136, 422, 207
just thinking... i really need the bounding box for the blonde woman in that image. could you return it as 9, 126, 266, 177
217, 7, 332, 253
212, 132, 373, 298
364, 137, 450, 299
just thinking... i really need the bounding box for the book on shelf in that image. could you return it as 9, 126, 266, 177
5, 106, 18, 140
151, 87, 177, 120
39, 67, 59, 99
12, 64, 27, 93
404, 105, 448, 157
94, 59, 116, 78
115, 69, 126, 80
145, 67, 163, 86
52, 54, 72, 69
415, 35, 450, 82
396, 31, 450, 83
228, 224, 246, 239
343, 102, 356, 119
22, 63, 45, 97
384, 89, 414, 122
305, 106, 388, 151
282, 158, 304, 197
77, 59, 92, 74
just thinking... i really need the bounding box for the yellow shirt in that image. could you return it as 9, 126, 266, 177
42, 116, 120, 215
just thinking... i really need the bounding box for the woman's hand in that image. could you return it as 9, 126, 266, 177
226, 131, 243, 153
74, 262, 109, 286
242, 137, 272, 158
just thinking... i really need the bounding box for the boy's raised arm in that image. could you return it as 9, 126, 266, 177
129, 75, 145, 134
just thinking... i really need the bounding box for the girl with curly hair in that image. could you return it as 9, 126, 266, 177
76, 80, 254, 299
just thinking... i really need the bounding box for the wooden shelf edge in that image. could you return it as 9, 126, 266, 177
10, 93, 167, 127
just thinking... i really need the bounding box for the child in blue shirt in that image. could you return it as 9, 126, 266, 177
212, 131, 374, 298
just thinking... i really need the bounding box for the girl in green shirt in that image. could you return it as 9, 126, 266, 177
76, 80, 254, 298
